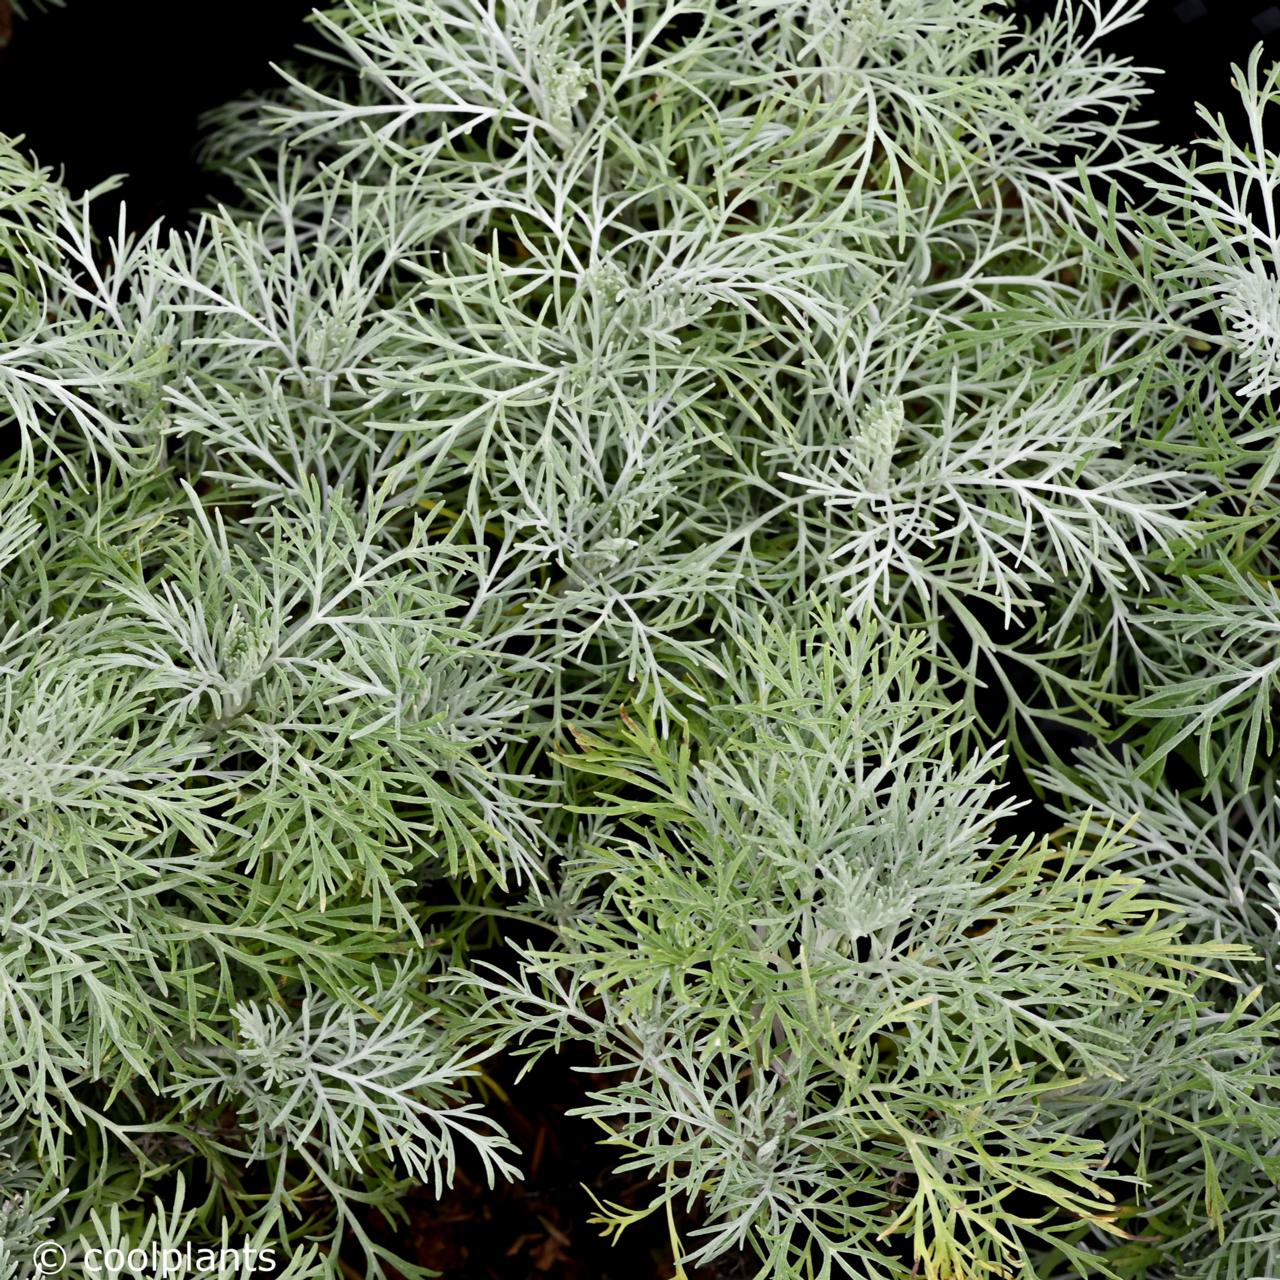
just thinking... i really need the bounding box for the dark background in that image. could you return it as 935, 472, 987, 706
0, 0, 317, 227
0, 0, 1279, 231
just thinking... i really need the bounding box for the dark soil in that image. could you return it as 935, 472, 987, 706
352, 1045, 754, 1280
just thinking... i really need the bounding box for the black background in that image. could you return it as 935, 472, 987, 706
0, 0, 316, 227
0, 0, 1278, 230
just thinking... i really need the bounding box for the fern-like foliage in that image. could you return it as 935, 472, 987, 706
1, 0, 1279, 1277
456, 614, 1270, 1280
